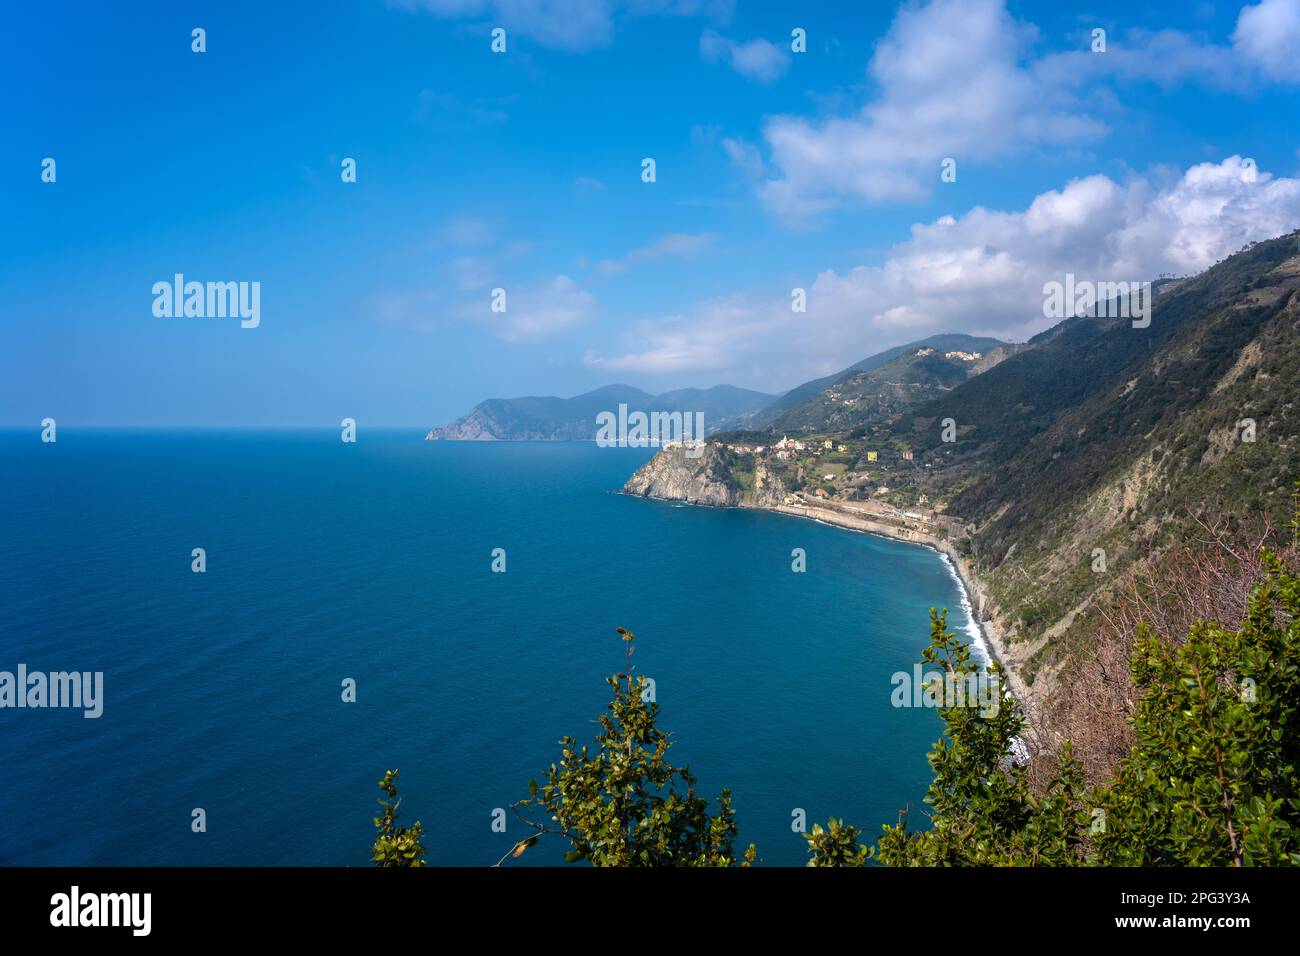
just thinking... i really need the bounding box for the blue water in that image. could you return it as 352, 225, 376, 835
0, 430, 970, 866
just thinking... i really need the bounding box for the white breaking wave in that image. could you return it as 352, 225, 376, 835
792, 511, 992, 665
938, 553, 991, 666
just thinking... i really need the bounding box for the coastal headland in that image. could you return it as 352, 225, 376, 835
620, 446, 1037, 711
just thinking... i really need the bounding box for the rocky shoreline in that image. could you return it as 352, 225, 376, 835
622, 463, 1036, 713
761, 500, 1034, 708
622, 445, 1040, 712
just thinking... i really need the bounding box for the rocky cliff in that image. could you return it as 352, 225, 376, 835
623, 445, 790, 507
434, 406, 513, 440
623, 446, 741, 506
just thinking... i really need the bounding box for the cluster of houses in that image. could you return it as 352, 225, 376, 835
725, 435, 834, 459
915, 347, 982, 361
721, 435, 915, 474
823, 389, 861, 407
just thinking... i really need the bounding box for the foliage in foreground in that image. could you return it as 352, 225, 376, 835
372, 544, 1300, 866
875, 610, 1087, 865
371, 770, 427, 867
1091, 550, 1300, 865
882, 550, 1300, 866
504, 627, 757, 866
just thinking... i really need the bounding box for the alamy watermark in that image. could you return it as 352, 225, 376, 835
152, 274, 260, 328
891, 664, 1001, 717
1043, 273, 1151, 328
596, 403, 705, 457
50, 886, 150, 936
1, 664, 103, 718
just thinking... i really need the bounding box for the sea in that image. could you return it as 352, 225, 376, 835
0, 429, 981, 866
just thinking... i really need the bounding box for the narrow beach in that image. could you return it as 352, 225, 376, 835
761, 499, 1036, 711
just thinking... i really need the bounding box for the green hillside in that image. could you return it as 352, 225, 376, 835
924, 234, 1300, 674
627, 231, 1300, 694
750, 333, 1005, 430
765, 342, 1008, 435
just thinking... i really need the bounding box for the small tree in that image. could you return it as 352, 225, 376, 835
875, 609, 1088, 866
505, 627, 757, 866
1093, 550, 1300, 865
804, 818, 871, 867
371, 770, 427, 867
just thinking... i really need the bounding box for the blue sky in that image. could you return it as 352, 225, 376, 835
3, 0, 1300, 425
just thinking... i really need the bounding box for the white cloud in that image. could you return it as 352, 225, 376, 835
396, 0, 615, 51
596, 232, 716, 275
584, 341, 731, 373
721, 137, 764, 178
753, 0, 1300, 223
585, 294, 767, 373
485, 275, 596, 342
587, 157, 1300, 382
1035, 2, 1300, 93
1033, 29, 1242, 92
700, 29, 789, 83
1233, 0, 1300, 82
374, 217, 596, 342
395, 0, 731, 51
627, 0, 733, 17
757, 0, 1104, 221
374, 273, 597, 342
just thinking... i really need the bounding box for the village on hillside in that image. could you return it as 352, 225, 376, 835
698, 428, 968, 542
